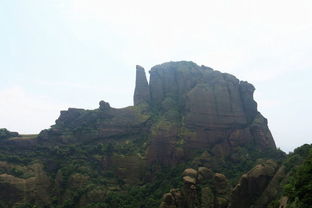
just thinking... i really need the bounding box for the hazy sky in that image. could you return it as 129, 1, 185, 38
1, 0, 311, 152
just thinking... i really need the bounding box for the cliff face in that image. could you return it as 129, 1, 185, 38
148, 62, 257, 129
142, 61, 276, 167
134, 65, 150, 106
0, 61, 280, 208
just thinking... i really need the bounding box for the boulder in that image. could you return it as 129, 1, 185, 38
159, 167, 233, 208
230, 160, 279, 208
197, 167, 214, 183
183, 176, 196, 184
182, 168, 198, 178
99, 100, 111, 111
214, 173, 230, 195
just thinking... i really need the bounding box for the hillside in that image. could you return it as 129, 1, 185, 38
0, 61, 304, 208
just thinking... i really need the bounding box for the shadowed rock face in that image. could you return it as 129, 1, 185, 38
134, 65, 150, 106
230, 160, 280, 208
148, 61, 258, 129
145, 61, 276, 166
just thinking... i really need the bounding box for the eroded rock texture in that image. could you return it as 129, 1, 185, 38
230, 160, 283, 208
145, 61, 276, 167
148, 62, 258, 129
160, 161, 287, 208
134, 65, 150, 106
160, 167, 231, 208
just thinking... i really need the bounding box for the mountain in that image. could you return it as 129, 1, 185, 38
40, 61, 276, 166
0, 61, 302, 208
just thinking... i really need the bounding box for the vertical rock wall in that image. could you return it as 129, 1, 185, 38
134, 65, 150, 105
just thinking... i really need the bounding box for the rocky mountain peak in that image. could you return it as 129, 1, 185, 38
0, 60, 283, 208
135, 61, 259, 129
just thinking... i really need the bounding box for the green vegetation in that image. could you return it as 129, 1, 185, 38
0, 132, 186, 208
0, 98, 309, 208
284, 144, 312, 208
0, 128, 19, 139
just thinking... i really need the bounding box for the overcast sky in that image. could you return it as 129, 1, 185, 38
0, 0, 311, 152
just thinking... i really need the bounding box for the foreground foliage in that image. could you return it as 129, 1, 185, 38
284, 144, 312, 208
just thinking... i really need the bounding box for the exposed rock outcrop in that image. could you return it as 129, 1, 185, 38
99, 100, 111, 111
39, 101, 151, 144
160, 160, 289, 208
147, 61, 258, 129
160, 167, 231, 208
230, 160, 279, 208
145, 61, 276, 167
134, 65, 150, 105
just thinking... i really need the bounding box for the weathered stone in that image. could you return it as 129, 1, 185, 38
182, 168, 198, 178
55, 108, 85, 128
201, 186, 214, 208
239, 81, 258, 123
145, 61, 276, 167
228, 128, 253, 147
214, 173, 230, 195
160, 191, 180, 208
230, 160, 279, 208
185, 75, 248, 129
159, 167, 232, 208
99, 100, 111, 111
254, 165, 287, 207
197, 167, 214, 183
149, 61, 202, 106
134, 65, 150, 105
250, 113, 276, 150
183, 176, 196, 184
163, 193, 174, 204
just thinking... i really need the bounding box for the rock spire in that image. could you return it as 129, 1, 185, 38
133, 65, 150, 105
